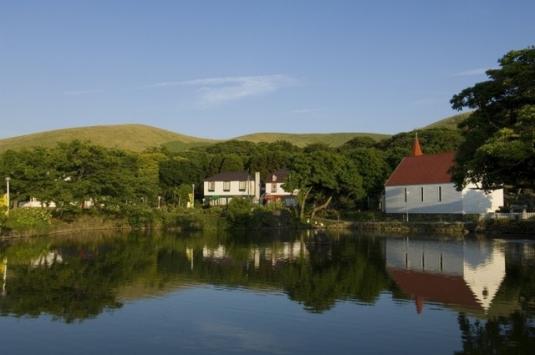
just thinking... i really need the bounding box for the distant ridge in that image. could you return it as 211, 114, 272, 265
0, 113, 469, 153
422, 112, 471, 130
235, 132, 389, 147
0, 124, 216, 152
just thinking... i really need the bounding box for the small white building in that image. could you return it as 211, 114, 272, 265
264, 169, 298, 206
384, 137, 503, 214
203, 171, 260, 206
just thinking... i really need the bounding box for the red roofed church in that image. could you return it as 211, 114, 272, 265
384, 136, 503, 214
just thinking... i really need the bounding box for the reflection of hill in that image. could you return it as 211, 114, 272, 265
0, 232, 533, 325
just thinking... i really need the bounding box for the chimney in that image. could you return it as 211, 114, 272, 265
254, 171, 261, 204
412, 133, 423, 157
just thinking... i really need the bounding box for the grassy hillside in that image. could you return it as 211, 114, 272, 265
0, 124, 216, 152
422, 112, 471, 130
0, 112, 471, 153
235, 132, 390, 147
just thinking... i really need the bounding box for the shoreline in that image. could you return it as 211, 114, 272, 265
2, 213, 534, 239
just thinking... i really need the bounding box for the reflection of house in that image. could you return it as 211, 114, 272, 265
202, 245, 227, 259
31, 251, 63, 268
384, 136, 503, 214
203, 171, 261, 206
386, 238, 506, 313
264, 169, 298, 207
200, 241, 308, 268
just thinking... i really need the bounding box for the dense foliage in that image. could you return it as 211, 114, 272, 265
0, 125, 464, 221
451, 46, 535, 191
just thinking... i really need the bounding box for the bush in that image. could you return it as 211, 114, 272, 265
121, 205, 155, 229
226, 198, 255, 226
5, 208, 52, 232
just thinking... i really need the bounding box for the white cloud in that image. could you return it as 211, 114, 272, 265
146, 74, 297, 107
452, 68, 489, 77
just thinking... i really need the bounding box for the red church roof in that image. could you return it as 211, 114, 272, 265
385, 152, 455, 186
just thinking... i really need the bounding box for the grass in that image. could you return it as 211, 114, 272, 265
0, 112, 471, 152
235, 132, 390, 147
0, 124, 216, 152
422, 112, 471, 130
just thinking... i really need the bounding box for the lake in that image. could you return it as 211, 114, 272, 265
0, 230, 533, 354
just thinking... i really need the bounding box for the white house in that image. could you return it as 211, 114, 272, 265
203, 171, 260, 206
384, 137, 503, 214
264, 169, 298, 206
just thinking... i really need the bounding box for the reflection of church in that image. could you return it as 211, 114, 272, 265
385, 238, 506, 314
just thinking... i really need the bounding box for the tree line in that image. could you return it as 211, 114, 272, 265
0, 127, 462, 218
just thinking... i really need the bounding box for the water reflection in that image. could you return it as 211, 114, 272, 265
386, 238, 506, 314
0, 232, 534, 353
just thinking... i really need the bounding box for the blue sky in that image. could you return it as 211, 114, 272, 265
0, 0, 533, 139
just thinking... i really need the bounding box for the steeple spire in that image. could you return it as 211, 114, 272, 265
412, 132, 423, 157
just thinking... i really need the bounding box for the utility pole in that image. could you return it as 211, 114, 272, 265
5, 177, 10, 216
191, 184, 195, 208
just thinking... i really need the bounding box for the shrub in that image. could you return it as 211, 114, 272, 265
5, 208, 52, 232
226, 198, 255, 226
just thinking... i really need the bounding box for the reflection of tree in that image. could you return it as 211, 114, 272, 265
455, 312, 535, 355
0, 232, 392, 321
2, 232, 531, 326
0, 236, 156, 323
455, 244, 535, 355
281, 236, 390, 312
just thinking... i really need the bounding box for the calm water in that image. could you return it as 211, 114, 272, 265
0, 230, 534, 354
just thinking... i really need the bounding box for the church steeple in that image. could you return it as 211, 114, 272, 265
412, 132, 423, 157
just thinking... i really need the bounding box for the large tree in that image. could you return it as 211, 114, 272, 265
284, 151, 364, 220
450, 46, 535, 191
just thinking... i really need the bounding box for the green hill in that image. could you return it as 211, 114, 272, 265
0, 112, 471, 153
0, 124, 216, 152
422, 112, 471, 130
235, 132, 390, 147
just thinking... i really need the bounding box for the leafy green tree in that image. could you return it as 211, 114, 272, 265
285, 151, 364, 220
340, 136, 377, 150
450, 46, 535, 191
376, 128, 463, 170
344, 147, 390, 208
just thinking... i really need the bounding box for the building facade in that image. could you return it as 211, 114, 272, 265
264, 169, 298, 206
384, 137, 503, 214
203, 171, 261, 206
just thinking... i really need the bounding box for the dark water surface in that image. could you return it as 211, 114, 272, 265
0, 230, 534, 354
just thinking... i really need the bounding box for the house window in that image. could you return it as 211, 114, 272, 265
404, 188, 408, 202
421, 187, 424, 202
438, 186, 442, 202
223, 181, 231, 192
271, 183, 277, 193
239, 181, 246, 191
208, 181, 215, 192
